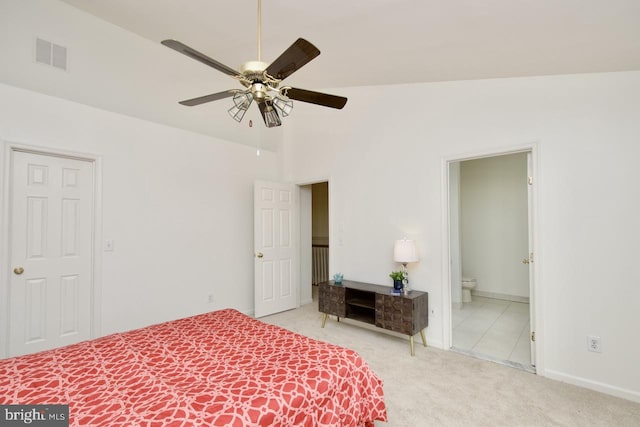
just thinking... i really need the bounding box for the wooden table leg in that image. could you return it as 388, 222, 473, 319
420, 329, 427, 347
410, 336, 415, 356
321, 313, 328, 328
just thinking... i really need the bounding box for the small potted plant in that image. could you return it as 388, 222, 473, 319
389, 271, 404, 291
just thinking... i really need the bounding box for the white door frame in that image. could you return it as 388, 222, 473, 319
0, 142, 103, 358
440, 142, 544, 374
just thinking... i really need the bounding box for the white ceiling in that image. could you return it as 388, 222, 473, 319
56, 0, 640, 147
60, 0, 640, 88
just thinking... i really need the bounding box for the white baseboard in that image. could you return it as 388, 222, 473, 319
472, 290, 529, 303
544, 369, 640, 403
426, 338, 443, 349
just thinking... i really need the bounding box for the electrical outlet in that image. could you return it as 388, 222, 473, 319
587, 336, 602, 353
207, 294, 214, 304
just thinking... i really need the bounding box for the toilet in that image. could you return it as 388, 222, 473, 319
461, 278, 477, 303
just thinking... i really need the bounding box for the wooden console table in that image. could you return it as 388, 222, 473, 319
318, 280, 428, 356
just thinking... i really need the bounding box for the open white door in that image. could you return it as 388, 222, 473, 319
527, 152, 536, 367
254, 181, 299, 318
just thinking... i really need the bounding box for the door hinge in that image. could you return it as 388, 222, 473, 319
531, 331, 536, 342
528, 176, 533, 185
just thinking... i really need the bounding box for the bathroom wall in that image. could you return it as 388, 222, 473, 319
460, 153, 529, 299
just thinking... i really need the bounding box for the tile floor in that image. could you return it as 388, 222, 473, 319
452, 296, 533, 370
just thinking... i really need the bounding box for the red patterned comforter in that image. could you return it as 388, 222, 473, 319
0, 309, 386, 426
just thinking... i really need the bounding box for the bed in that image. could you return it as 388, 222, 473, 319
0, 309, 387, 426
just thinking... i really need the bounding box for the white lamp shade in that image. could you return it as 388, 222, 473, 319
393, 239, 419, 263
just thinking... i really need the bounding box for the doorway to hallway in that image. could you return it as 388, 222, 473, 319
300, 181, 329, 306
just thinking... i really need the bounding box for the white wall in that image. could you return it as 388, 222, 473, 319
0, 0, 282, 151
280, 71, 640, 401
460, 153, 529, 299
0, 0, 279, 351
0, 83, 278, 343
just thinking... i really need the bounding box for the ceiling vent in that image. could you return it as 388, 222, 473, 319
36, 37, 67, 71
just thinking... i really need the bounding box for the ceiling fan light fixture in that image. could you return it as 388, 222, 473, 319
228, 104, 248, 122
273, 95, 293, 117
232, 91, 253, 109
262, 102, 282, 127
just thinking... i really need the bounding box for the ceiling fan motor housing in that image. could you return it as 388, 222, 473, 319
251, 82, 269, 103
239, 61, 274, 103
239, 61, 268, 76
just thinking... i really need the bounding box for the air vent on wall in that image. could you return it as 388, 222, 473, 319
36, 37, 67, 71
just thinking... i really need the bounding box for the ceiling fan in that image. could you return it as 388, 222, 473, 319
162, 0, 347, 128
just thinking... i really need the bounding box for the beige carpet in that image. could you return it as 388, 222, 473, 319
262, 300, 640, 426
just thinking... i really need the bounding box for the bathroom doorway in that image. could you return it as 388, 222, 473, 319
448, 150, 536, 372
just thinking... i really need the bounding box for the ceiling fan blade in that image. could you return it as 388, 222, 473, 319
285, 88, 347, 109
265, 38, 321, 81
258, 101, 282, 127
179, 90, 238, 106
162, 39, 242, 78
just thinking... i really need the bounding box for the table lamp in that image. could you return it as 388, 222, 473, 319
393, 239, 419, 293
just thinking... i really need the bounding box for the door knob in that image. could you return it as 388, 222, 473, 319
13, 267, 24, 275
256, 252, 264, 258
522, 258, 530, 264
